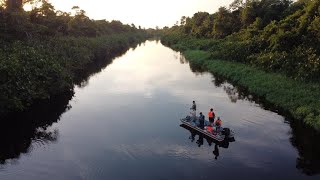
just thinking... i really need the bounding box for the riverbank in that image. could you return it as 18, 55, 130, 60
161, 40, 320, 130
0, 32, 147, 117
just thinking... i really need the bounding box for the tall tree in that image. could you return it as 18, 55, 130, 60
213, 7, 240, 38
229, 0, 246, 11
190, 12, 211, 37
6, 0, 23, 11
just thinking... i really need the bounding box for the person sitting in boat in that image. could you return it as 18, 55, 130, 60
190, 109, 196, 121
206, 125, 213, 133
215, 117, 222, 132
215, 117, 222, 126
208, 108, 215, 124
198, 112, 205, 129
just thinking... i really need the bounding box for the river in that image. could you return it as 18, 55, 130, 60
0, 40, 319, 180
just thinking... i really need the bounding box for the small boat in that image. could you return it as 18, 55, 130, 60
180, 116, 235, 142
180, 124, 235, 149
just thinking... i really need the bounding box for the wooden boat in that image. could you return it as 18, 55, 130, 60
180, 117, 234, 142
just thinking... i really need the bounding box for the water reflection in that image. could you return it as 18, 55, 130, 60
0, 41, 144, 167
74, 42, 141, 88
217, 80, 320, 176
186, 59, 256, 104
180, 124, 235, 160
183, 50, 320, 176
290, 120, 320, 176
0, 91, 72, 165
1, 41, 320, 179
204, 72, 255, 103
223, 84, 255, 103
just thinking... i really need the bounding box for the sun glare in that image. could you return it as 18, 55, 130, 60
46, 0, 234, 28
10, 0, 235, 28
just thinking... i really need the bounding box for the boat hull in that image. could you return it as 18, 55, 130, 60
180, 119, 225, 142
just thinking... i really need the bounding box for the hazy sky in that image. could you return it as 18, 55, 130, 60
48, 0, 235, 28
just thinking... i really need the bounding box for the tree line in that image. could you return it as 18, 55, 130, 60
0, 0, 149, 117
162, 0, 320, 82
0, 0, 144, 39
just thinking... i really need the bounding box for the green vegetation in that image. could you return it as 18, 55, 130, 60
0, 0, 148, 116
162, 0, 320, 81
184, 50, 320, 129
161, 0, 320, 130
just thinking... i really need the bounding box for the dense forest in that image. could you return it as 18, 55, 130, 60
162, 0, 320, 130
0, 0, 148, 117
162, 0, 320, 81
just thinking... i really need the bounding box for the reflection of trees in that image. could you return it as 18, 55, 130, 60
185, 58, 258, 103
189, 62, 206, 75
179, 53, 187, 64
223, 84, 254, 103
217, 77, 320, 175
209, 73, 255, 103
211, 74, 225, 87
175, 53, 206, 74
224, 85, 239, 103
34, 128, 59, 144
0, 41, 143, 166
289, 119, 320, 176
0, 91, 72, 165
173, 53, 178, 61
173, 52, 188, 64
176, 48, 320, 176
75, 41, 142, 88
212, 74, 320, 175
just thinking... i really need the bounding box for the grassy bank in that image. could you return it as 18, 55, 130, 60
175, 48, 320, 130
0, 32, 147, 117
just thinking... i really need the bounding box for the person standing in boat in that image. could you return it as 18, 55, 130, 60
190, 101, 197, 121
208, 108, 215, 125
190, 101, 196, 112
198, 112, 205, 129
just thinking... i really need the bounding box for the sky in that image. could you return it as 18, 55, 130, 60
47, 0, 235, 28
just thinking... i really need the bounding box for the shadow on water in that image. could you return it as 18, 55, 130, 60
0, 41, 144, 166
173, 52, 188, 65
290, 120, 320, 176
184, 53, 320, 176
0, 91, 73, 165
180, 124, 234, 160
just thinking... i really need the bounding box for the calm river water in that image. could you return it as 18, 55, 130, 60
0, 40, 319, 180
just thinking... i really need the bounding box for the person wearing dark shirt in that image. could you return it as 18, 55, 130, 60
190, 101, 196, 111
198, 112, 205, 129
